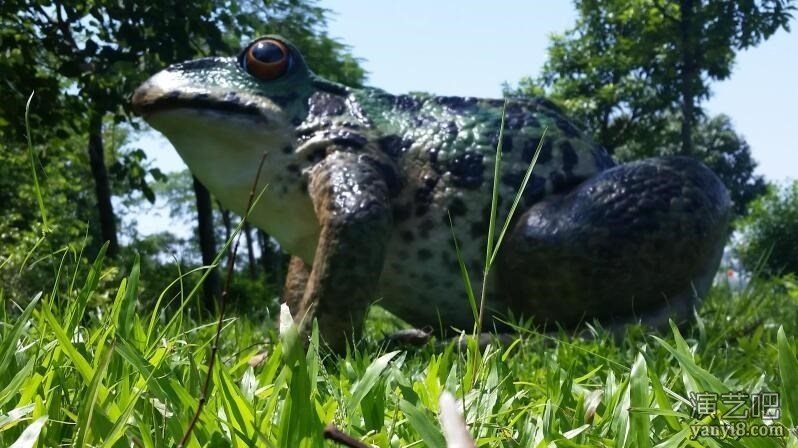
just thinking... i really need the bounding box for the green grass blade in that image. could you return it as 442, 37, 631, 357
448, 213, 478, 322
24, 91, 48, 231
0, 292, 42, 375
215, 360, 258, 446
484, 100, 507, 269
628, 353, 651, 448
346, 351, 399, 417
399, 399, 446, 447
66, 242, 108, 334
118, 255, 140, 340
489, 128, 547, 267
74, 340, 115, 447
777, 326, 798, 427
0, 358, 35, 409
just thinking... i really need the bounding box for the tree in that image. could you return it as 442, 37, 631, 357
738, 182, 798, 277
650, 0, 794, 155
508, 0, 793, 215
2, 0, 365, 309
1, 1, 244, 256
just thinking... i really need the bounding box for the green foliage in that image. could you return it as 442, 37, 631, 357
738, 181, 798, 276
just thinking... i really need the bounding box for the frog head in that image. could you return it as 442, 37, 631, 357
132, 36, 339, 259
132, 35, 322, 179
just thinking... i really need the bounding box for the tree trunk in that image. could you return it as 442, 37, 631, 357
257, 230, 272, 283
87, 112, 119, 257
244, 222, 257, 279
193, 177, 221, 310
258, 230, 288, 287
217, 201, 233, 262
679, 0, 697, 155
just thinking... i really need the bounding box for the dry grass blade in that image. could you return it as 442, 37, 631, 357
177, 150, 269, 447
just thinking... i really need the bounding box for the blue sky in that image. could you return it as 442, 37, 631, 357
136, 1, 796, 234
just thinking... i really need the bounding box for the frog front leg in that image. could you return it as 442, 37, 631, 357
291, 150, 393, 352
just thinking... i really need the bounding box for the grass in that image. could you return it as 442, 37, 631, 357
3, 98, 798, 447
1, 252, 798, 447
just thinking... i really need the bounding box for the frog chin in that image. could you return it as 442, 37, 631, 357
146, 108, 321, 263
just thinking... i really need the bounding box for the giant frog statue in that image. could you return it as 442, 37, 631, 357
132, 36, 731, 350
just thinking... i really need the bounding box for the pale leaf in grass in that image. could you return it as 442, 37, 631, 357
439, 391, 475, 448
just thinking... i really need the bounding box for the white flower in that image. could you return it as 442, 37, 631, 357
278, 302, 294, 337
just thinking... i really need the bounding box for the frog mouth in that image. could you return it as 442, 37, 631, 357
132, 89, 266, 120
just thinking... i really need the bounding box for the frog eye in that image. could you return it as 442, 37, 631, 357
242, 38, 290, 80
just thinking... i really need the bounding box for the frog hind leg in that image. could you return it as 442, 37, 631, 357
496, 156, 731, 330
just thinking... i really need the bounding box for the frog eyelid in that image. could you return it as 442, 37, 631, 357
238, 38, 293, 81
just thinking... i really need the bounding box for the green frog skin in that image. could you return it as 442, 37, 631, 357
132, 36, 731, 350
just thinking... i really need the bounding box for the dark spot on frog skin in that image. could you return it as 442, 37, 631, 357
522, 175, 547, 207
446, 151, 484, 189
360, 153, 402, 196
523, 115, 541, 129
400, 230, 415, 243
550, 172, 572, 192
560, 140, 578, 173
393, 204, 411, 223
502, 171, 524, 190
421, 272, 437, 287
323, 129, 368, 148
488, 127, 514, 152
445, 121, 458, 137
470, 219, 489, 239
418, 248, 433, 261
524, 138, 552, 165
415, 204, 430, 217
414, 175, 439, 217
434, 96, 478, 111
282, 145, 293, 154
393, 94, 423, 111
308, 92, 346, 116
167, 58, 223, 72
447, 198, 467, 217
469, 260, 482, 276
554, 114, 581, 138
418, 219, 434, 239
165, 91, 182, 100
287, 163, 300, 174
306, 147, 326, 164
441, 251, 460, 274
428, 147, 439, 165
266, 93, 298, 108
501, 134, 513, 153
378, 135, 413, 159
